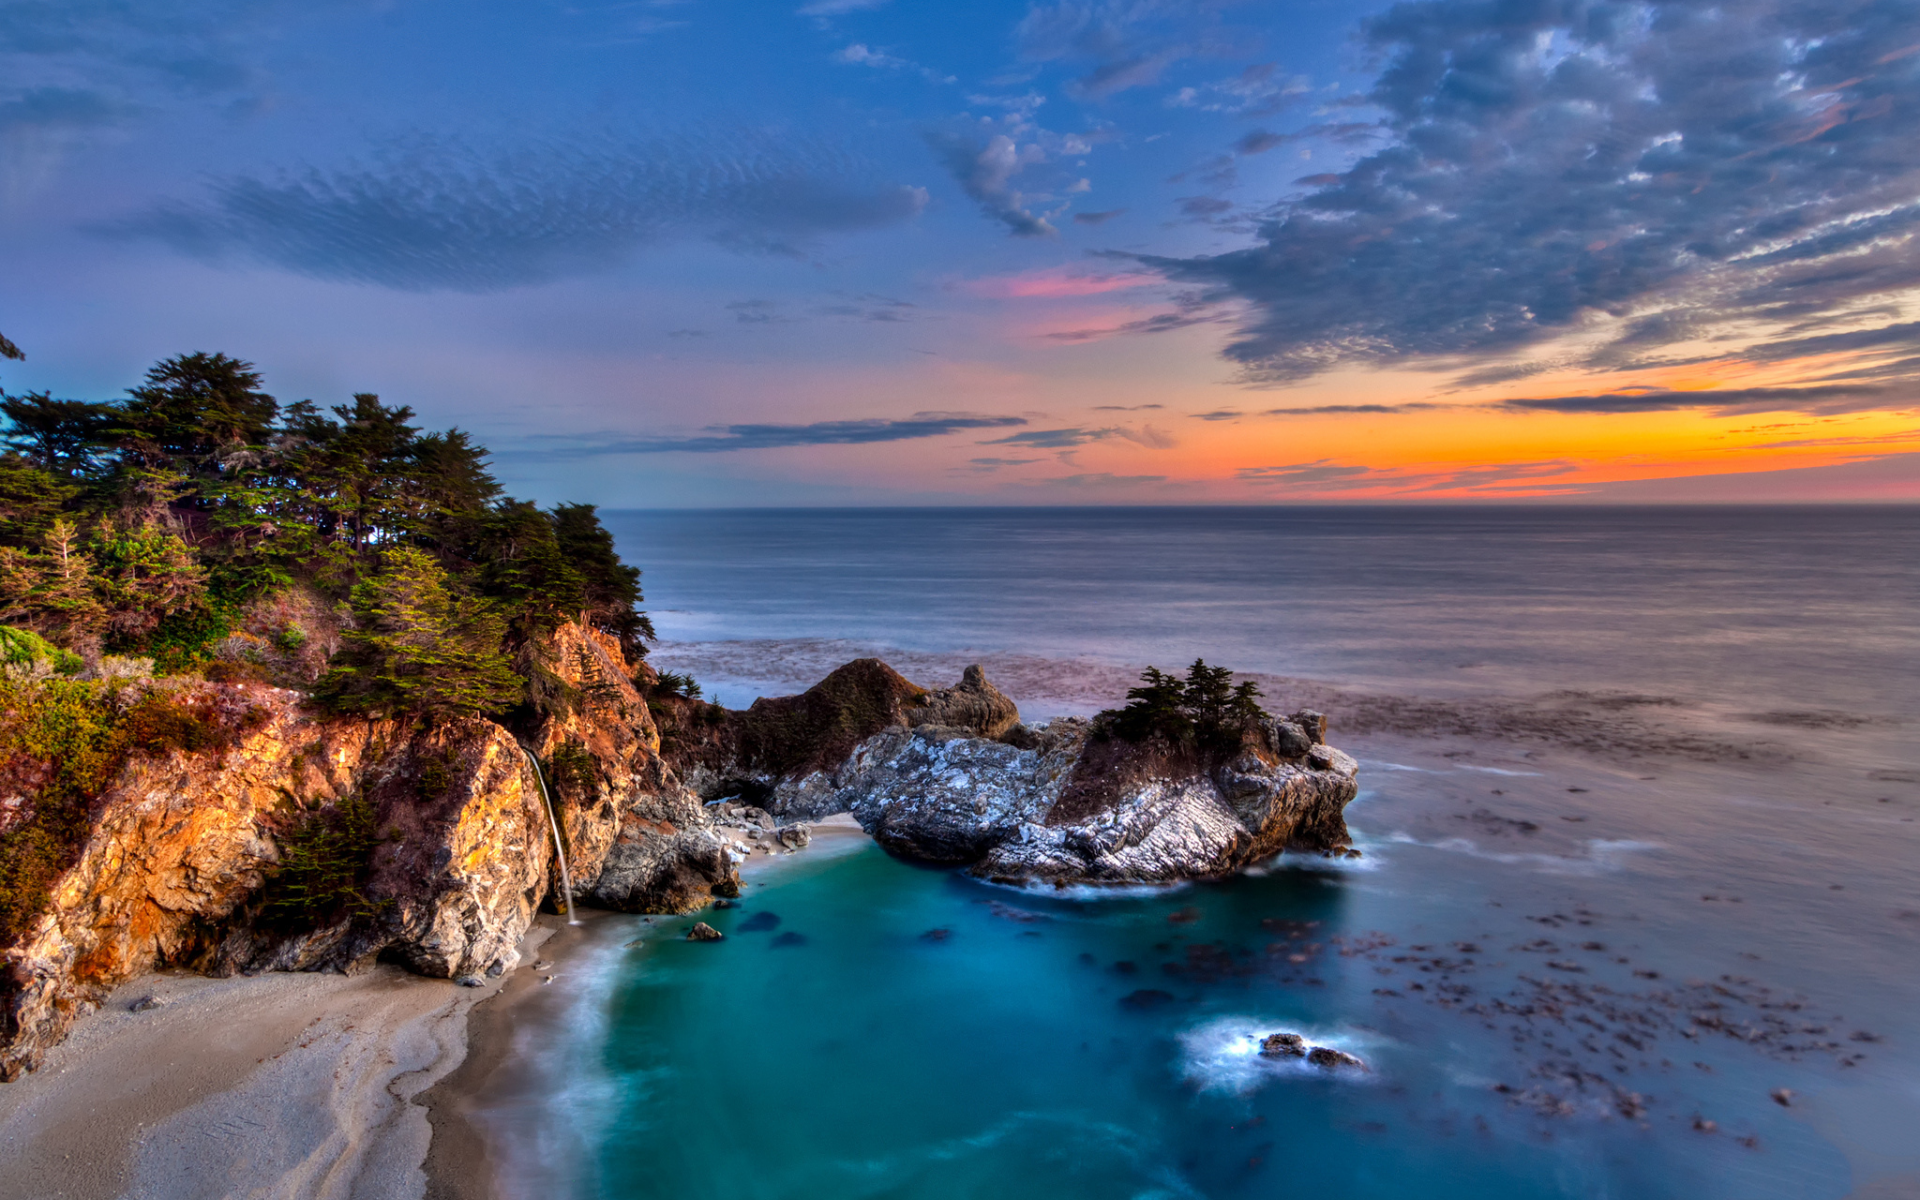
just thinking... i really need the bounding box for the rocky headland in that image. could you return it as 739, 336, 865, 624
1, 647, 1357, 1081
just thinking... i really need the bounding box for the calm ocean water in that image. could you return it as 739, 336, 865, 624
485, 508, 1920, 1200
608, 506, 1920, 715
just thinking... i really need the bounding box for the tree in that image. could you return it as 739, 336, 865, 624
0, 393, 114, 477
315, 546, 519, 722
0, 332, 20, 361
115, 352, 278, 485
551, 502, 652, 651
1106, 659, 1269, 748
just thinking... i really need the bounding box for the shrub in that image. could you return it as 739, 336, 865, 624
0, 625, 82, 677
260, 792, 387, 927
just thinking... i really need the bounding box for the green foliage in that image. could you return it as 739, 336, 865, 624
1105, 659, 1269, 748
261, 793, 387, 927
0, 625, 83, 676
0, 351, 655, 683
653, 670, 702, 699
546, 738, 598, 797
314, 546, 520, 722
0, 677, 159, 944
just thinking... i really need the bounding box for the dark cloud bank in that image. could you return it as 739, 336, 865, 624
106, 131, 929, 291
1130, 0, 1920, 402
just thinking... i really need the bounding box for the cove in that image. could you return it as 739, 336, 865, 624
577, 829, 1856, 1200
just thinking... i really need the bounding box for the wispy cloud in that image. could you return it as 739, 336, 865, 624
103, 129, 930, 290
959, 267, 1154, 298
1496, 384, 1901, 416
1238, 458, 1580, 495
924, 128, 1055, 238
1125, 0, 1920, 386
522, 413, 1028, 456
979, 423, 1176, 449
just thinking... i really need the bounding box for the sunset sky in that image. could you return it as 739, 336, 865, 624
3, 0, 1917, 504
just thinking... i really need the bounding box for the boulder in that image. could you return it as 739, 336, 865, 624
686, 922, 723, 942
909, 665, 1021, 740
1260, 1032, 1306, 1058
1307, 1046, 1365, 1070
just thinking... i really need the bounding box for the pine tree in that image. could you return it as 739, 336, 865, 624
315, 546, 519, 722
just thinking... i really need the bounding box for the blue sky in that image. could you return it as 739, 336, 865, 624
4, 0, 1919, 504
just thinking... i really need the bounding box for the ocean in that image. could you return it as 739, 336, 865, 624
474, 507, 1920, 1200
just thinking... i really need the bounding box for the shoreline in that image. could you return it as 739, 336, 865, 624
3, 651, 1912, 1199
422, 815, 876, 1200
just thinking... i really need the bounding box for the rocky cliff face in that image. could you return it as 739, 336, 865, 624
654, 658, 1021, 820
0, 621, 739, 1080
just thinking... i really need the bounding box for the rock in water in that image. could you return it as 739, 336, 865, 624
1260, 1032, 1306, 1058
128, 996, 165, 1013
823, 676, 1359, 885
687, 922, 724, 942
1307, 1046, 1365, 1070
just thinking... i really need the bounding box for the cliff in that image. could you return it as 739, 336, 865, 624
1, 650, 1356, 1080
0, 621, 737, 1080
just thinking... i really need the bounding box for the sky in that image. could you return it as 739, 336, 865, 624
2, 0, 1918, 505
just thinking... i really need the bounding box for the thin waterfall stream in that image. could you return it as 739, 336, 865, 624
521, 746, 580, 926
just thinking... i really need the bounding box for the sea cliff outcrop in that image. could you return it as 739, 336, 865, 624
657, 661, 1359, 886
831, 707, 1358, 885
0, 621, 738, 1080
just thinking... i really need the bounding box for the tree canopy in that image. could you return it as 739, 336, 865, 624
0, 352, 654, 720
1105, 659, 1268, 747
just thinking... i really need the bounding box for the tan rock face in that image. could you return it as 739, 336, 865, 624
0, 620, 742, 1080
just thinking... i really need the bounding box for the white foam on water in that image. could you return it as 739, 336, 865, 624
1177, 1015, 1383, 1095
1381, 832, 1662, 876
1453, 764, 1546, 776
478, 923, 636, 1200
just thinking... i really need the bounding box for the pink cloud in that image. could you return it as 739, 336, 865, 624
958, 268, 1158, 300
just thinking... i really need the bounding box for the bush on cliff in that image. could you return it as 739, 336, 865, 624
1104, 659, 1268, 748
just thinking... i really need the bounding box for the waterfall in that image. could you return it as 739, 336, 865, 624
521, 746, 581, 926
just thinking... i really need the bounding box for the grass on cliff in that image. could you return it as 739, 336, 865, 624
0, 677, 262, 946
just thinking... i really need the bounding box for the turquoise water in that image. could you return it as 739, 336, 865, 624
577, 826, 1886, 1200
499, 508, 1920, 1200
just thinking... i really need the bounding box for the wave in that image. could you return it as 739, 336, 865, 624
1380, 832, 1662, 876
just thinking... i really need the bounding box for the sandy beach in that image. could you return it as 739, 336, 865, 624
0, 819, 875, 1200
0, 928, 547, 1200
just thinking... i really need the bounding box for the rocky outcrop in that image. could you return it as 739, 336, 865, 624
0, 620, 740, 1079
0, 694, 553, 1079
909, 665, 1021, 740
827, 697, 1358, 886
533, 622, 737, 914
656, 660, 1358, 885
656, 659, 1021, 821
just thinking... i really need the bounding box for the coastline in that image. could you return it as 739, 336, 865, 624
423, 816, 877, 1200
4, 640, 1913, 1200
0, 951, 529, 1200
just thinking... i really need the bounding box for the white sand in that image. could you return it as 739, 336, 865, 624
0, 937, 545, 1200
